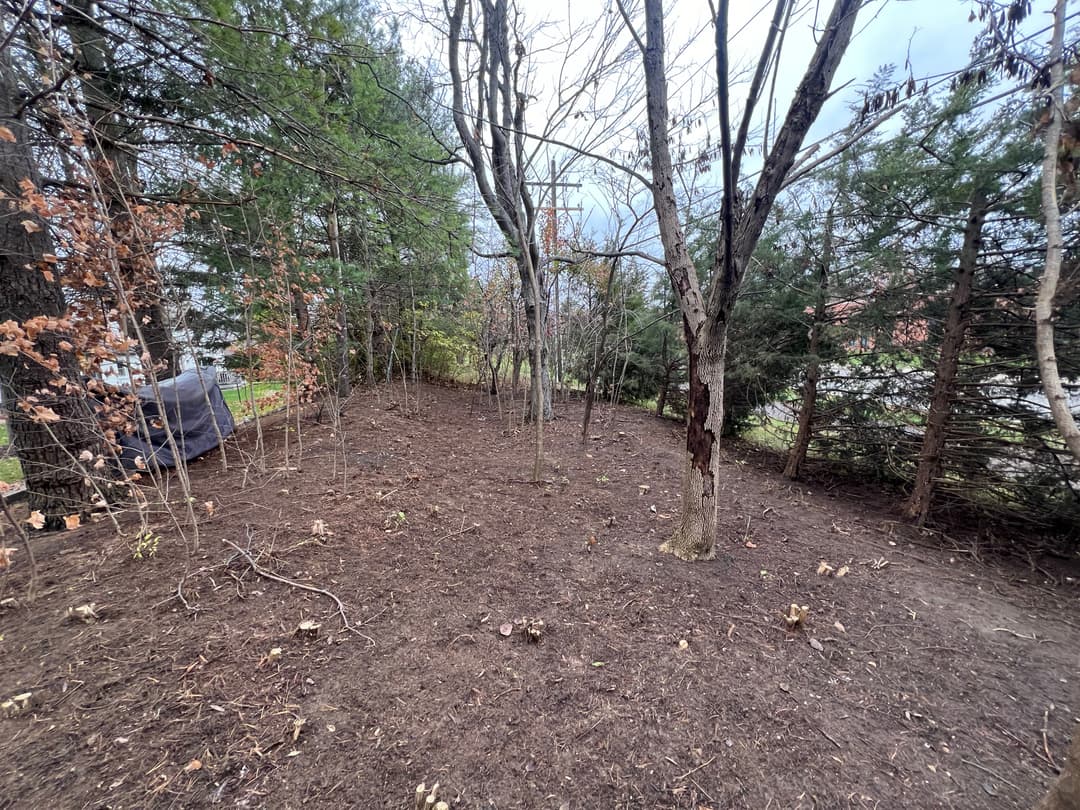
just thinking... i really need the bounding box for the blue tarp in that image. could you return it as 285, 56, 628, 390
117, 368, 235, 470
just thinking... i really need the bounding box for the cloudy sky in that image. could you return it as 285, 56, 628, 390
394, 0, 1069, 260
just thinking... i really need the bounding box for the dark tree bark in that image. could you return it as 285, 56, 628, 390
64, 0, 179, 377
904, 189, 989, 524
0, 49, 113, 527
785, 207, 833, 481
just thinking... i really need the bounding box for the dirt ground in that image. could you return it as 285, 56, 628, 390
0, 383, 1077, 809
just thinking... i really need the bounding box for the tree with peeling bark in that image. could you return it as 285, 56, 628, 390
624, 0, 862, 560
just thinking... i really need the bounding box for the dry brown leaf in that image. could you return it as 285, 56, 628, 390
817, 561, 834, 576
63, 514, 81, 531
204, 501, 215, 517
183, 759, 202, 773
20, 219, 41, 233
835, 565, 850, 578
0, 547, 15, 570
0, 126, 15, 143
25, 511, 45, 530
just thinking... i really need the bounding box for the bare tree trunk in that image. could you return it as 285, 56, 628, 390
0, 50, 113, 527
582, 259, 618, 442
661, 331, 725, 560
364, 286, 376, 387
327, 202, 351, 402
785, 207, 833, 480
1035, 0, 1080, 467
904, 189, 989, 523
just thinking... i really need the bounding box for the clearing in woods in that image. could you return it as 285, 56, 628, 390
0, 384, 1076, 809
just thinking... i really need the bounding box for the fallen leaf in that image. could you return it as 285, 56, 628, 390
817, 561, 835, 576
78, 449, 94, 462
499, 622, 513, 637
204, 501, 215, 517
0, 548, 15, 570
183, 759, 202, 773
833, 620, 846, 633
63, 514, 81, 531
809, 637, 824, 652
20, 219, 41, 233
0, 126, 15, 142
25, 511, 45, 530
836, 565, 850, 578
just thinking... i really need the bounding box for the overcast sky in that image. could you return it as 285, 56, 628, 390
393, 0, 1068, 265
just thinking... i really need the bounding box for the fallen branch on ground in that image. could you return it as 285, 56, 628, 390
222, 538, 375, 646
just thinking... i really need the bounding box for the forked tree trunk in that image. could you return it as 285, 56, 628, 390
0, 50, 113, 527
786, 208, 833, 480
638, 0, 860, 560
904, 189, 989, 523
660, 330, 725, 560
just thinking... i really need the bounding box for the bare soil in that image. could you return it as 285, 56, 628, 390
0, 383, 1077, 809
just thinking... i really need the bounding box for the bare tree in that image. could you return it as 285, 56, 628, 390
1034, 0, 1080, 466
625, 0, 862, 559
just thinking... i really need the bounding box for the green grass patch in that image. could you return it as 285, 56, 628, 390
0, 456, 22, 485
222, 383, 284, 418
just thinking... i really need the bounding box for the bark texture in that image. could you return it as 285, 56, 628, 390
904, 190, 988, 523
1034, 0, 1080, 467
0, 49, 112, 526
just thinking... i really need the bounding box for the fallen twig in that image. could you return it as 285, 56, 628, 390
675, 755, 716, 780
817, 727, 843, 749
992, 627, 1053, 642
222, 538, 375, 646
961, 758, 1021, 791
1043, 704, 1059, 772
